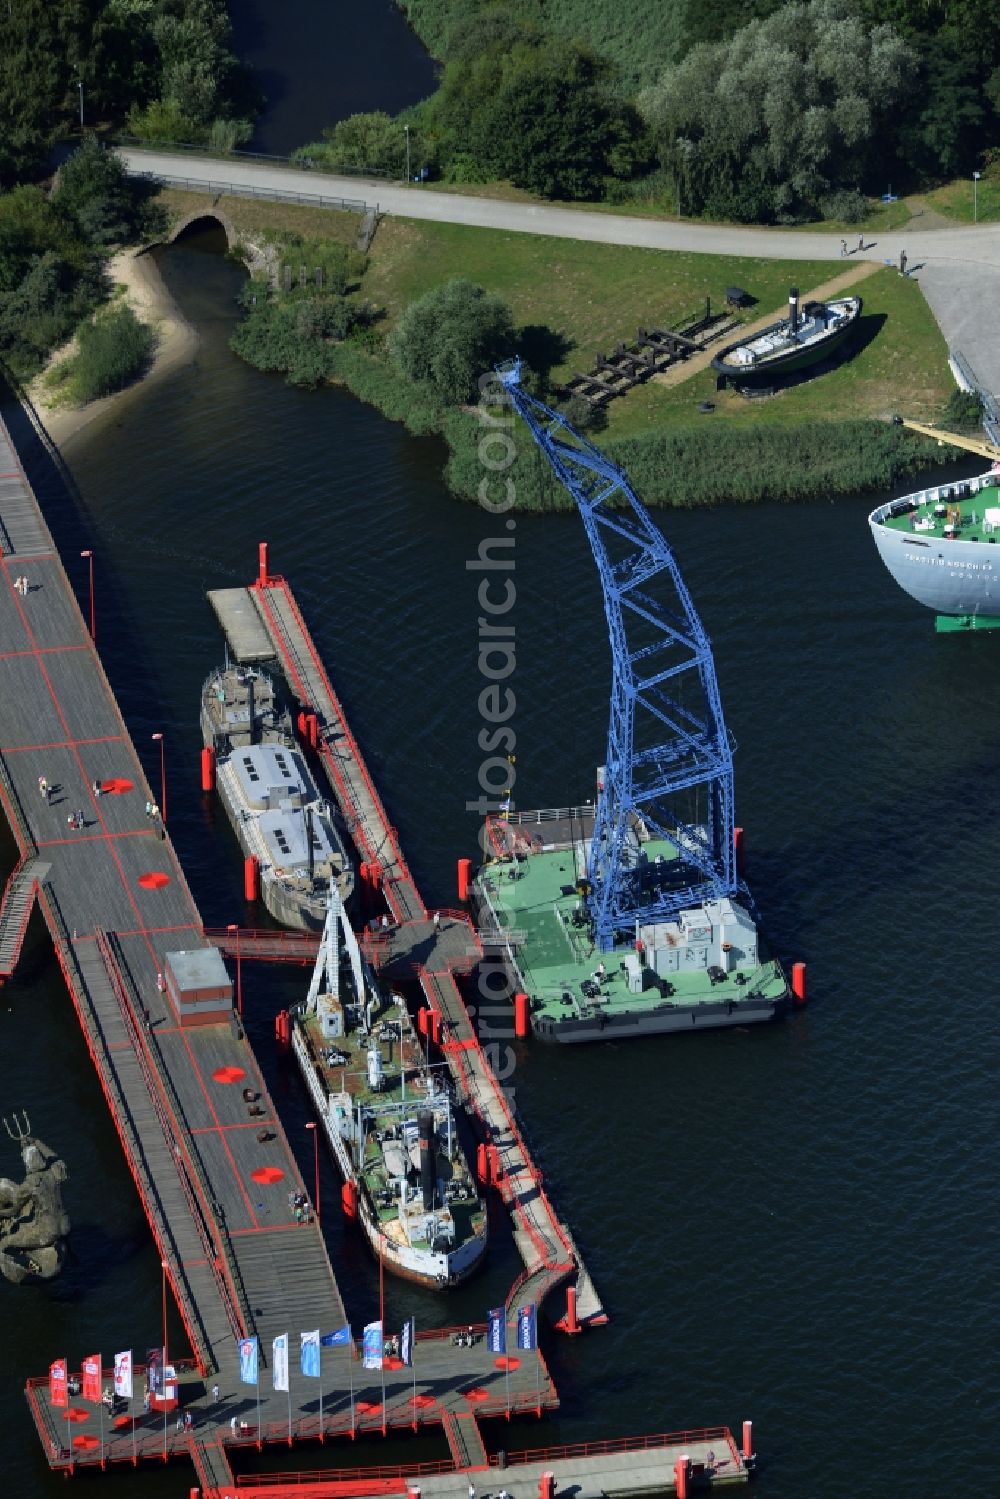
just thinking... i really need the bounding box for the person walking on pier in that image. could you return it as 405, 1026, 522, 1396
468, 1483, 476, 1499
211, 1383, 219, 1404
38, 775, 48, 801
433, 911, 441, 931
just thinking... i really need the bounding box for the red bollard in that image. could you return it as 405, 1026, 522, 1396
476, 1142, 488, 1184
457, 857, 472, 901
297, 709, 307, 739
514, 992, 530, 1039
341, 1180, 358, 1219
274, 1010, 290, 1051
556, 1284, 581, 1335
258, 542, 269, 587
307, 713, 319, 750
538, 1473, 554, 1499
742, 1419, 753, 1461
200, 745, 216, 793
417, 1007, 429, 1037
673, 1456, 690, 1499
430, 1010, 442, 1046
190, 1488, 201, 1499
734, 825, 745, 876
487, 1144, 502, 1186
791, 961, 808, 1006
243, 854, 259, 902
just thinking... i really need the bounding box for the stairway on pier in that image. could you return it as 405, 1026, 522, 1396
0, 856, 48, 976
442, 1410, 489, 1471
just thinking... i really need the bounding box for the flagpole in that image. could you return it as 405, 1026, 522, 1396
99, 1369, 105, 1470
256, 1364, 261, 1450
319, 1344, 324, 1443
379, 1244, 386, 1435
411, 1323, 417, 1433
348, 1339, 356, 1438
287, 1382, 292, 1446
505, 1313, 511, 1418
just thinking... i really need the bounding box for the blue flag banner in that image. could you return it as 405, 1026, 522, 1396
320, 1325, 352, 1347
487, 1307, 507, 1355
300, 1330, 320, 1378
239, 1336, 259, 1386
516, 1303, 537, 1351
362, 1320, 383, 1370
400, 1317, 415, 1368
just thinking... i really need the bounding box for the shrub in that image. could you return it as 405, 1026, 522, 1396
61, 305, 155, 403
54, 137, 163, 247
207, 118, 253, 154
390, 279, 515, 405
819, 190, 870, 225
942, 389, 983, 432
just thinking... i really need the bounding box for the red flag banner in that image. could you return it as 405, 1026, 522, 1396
49, 1358, 68, 1408
81, 1354, 101, 1403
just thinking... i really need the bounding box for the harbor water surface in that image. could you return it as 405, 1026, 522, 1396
2, 13, 999, 1491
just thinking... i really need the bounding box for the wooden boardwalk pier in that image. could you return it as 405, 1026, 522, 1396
219, 557, 606, 1331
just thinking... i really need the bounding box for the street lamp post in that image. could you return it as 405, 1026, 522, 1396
80, 550, 95, 640
974, 170, 981, 224
305, 1121, 320, 1222
151, 733, 166, 823
78, 80, 84, 130
227, 923, 243, 1016
160, 1258, 169, 1455
405, 124, 410, 183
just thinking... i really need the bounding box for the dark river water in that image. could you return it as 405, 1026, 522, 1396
2, 12, 999, 1497
229, 0, 438, 155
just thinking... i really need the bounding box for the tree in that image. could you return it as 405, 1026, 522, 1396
54, 137, 155, 247
390, 279, 515, 405
640, 0, 918, 221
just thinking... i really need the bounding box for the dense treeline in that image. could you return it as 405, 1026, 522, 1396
346, 0, 1000, 219
0, 0, 255, 187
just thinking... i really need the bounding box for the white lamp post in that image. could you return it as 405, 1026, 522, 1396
973, 170, 981, 224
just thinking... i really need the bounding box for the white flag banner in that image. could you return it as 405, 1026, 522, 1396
272, 1333, 289, 1392
113, 1350, 133, 1399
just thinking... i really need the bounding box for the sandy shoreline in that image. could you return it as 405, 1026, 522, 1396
28, 245, 199, 452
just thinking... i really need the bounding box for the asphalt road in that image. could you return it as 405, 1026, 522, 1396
120, 147, 1000, 394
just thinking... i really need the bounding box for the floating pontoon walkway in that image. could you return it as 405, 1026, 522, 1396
214, 556, 605, 1330
0, 413, 553, 1487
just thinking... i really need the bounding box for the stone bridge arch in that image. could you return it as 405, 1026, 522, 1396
167, 207, 238, 249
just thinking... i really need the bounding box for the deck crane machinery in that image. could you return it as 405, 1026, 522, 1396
497, 360, 743, 953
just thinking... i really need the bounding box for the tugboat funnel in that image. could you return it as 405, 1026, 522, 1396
788, 287, 799, 333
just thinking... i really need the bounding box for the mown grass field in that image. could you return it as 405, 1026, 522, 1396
923, 175, 1000, 224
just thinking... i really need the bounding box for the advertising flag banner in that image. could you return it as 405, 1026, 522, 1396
238, 1336, 259, 1386
146, 1348, 163, 1395
82, 1354, 102, 1403
300, 1330, 321, 1378
487, 1307, 507, 1355
113, 1350, 133, 1400
272, 1333, 289, 1392
362, 1320, 383, 1369
49, 1358, 68, 1408
320, 1325, 351, 1347
400, 1318, 415, 1368
516, 1304, 537, 1351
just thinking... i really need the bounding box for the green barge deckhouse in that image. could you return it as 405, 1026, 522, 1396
474, 809, 788, 1043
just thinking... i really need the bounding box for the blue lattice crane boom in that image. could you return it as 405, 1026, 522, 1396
498, 360, 738, 951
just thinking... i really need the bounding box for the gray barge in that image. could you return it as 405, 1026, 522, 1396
201, 664, 354, 930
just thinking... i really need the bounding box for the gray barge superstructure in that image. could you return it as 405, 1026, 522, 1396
201, 664, 353, 929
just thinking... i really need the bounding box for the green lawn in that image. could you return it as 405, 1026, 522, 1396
604, 267, 952, 436
364, 216, 836, 370
922, 176, 1000, 224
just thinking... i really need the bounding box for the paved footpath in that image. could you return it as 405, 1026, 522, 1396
120, 147, 1000, 402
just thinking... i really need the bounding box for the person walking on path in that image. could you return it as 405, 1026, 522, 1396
840, 238, 847, 256
211, 1383, 220, 1403
230, 1414, 238, 1437
38, 775, 48, 800
433, 911, 441, 930
899, 248, 908, 275
469, 1483, 476, 1499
